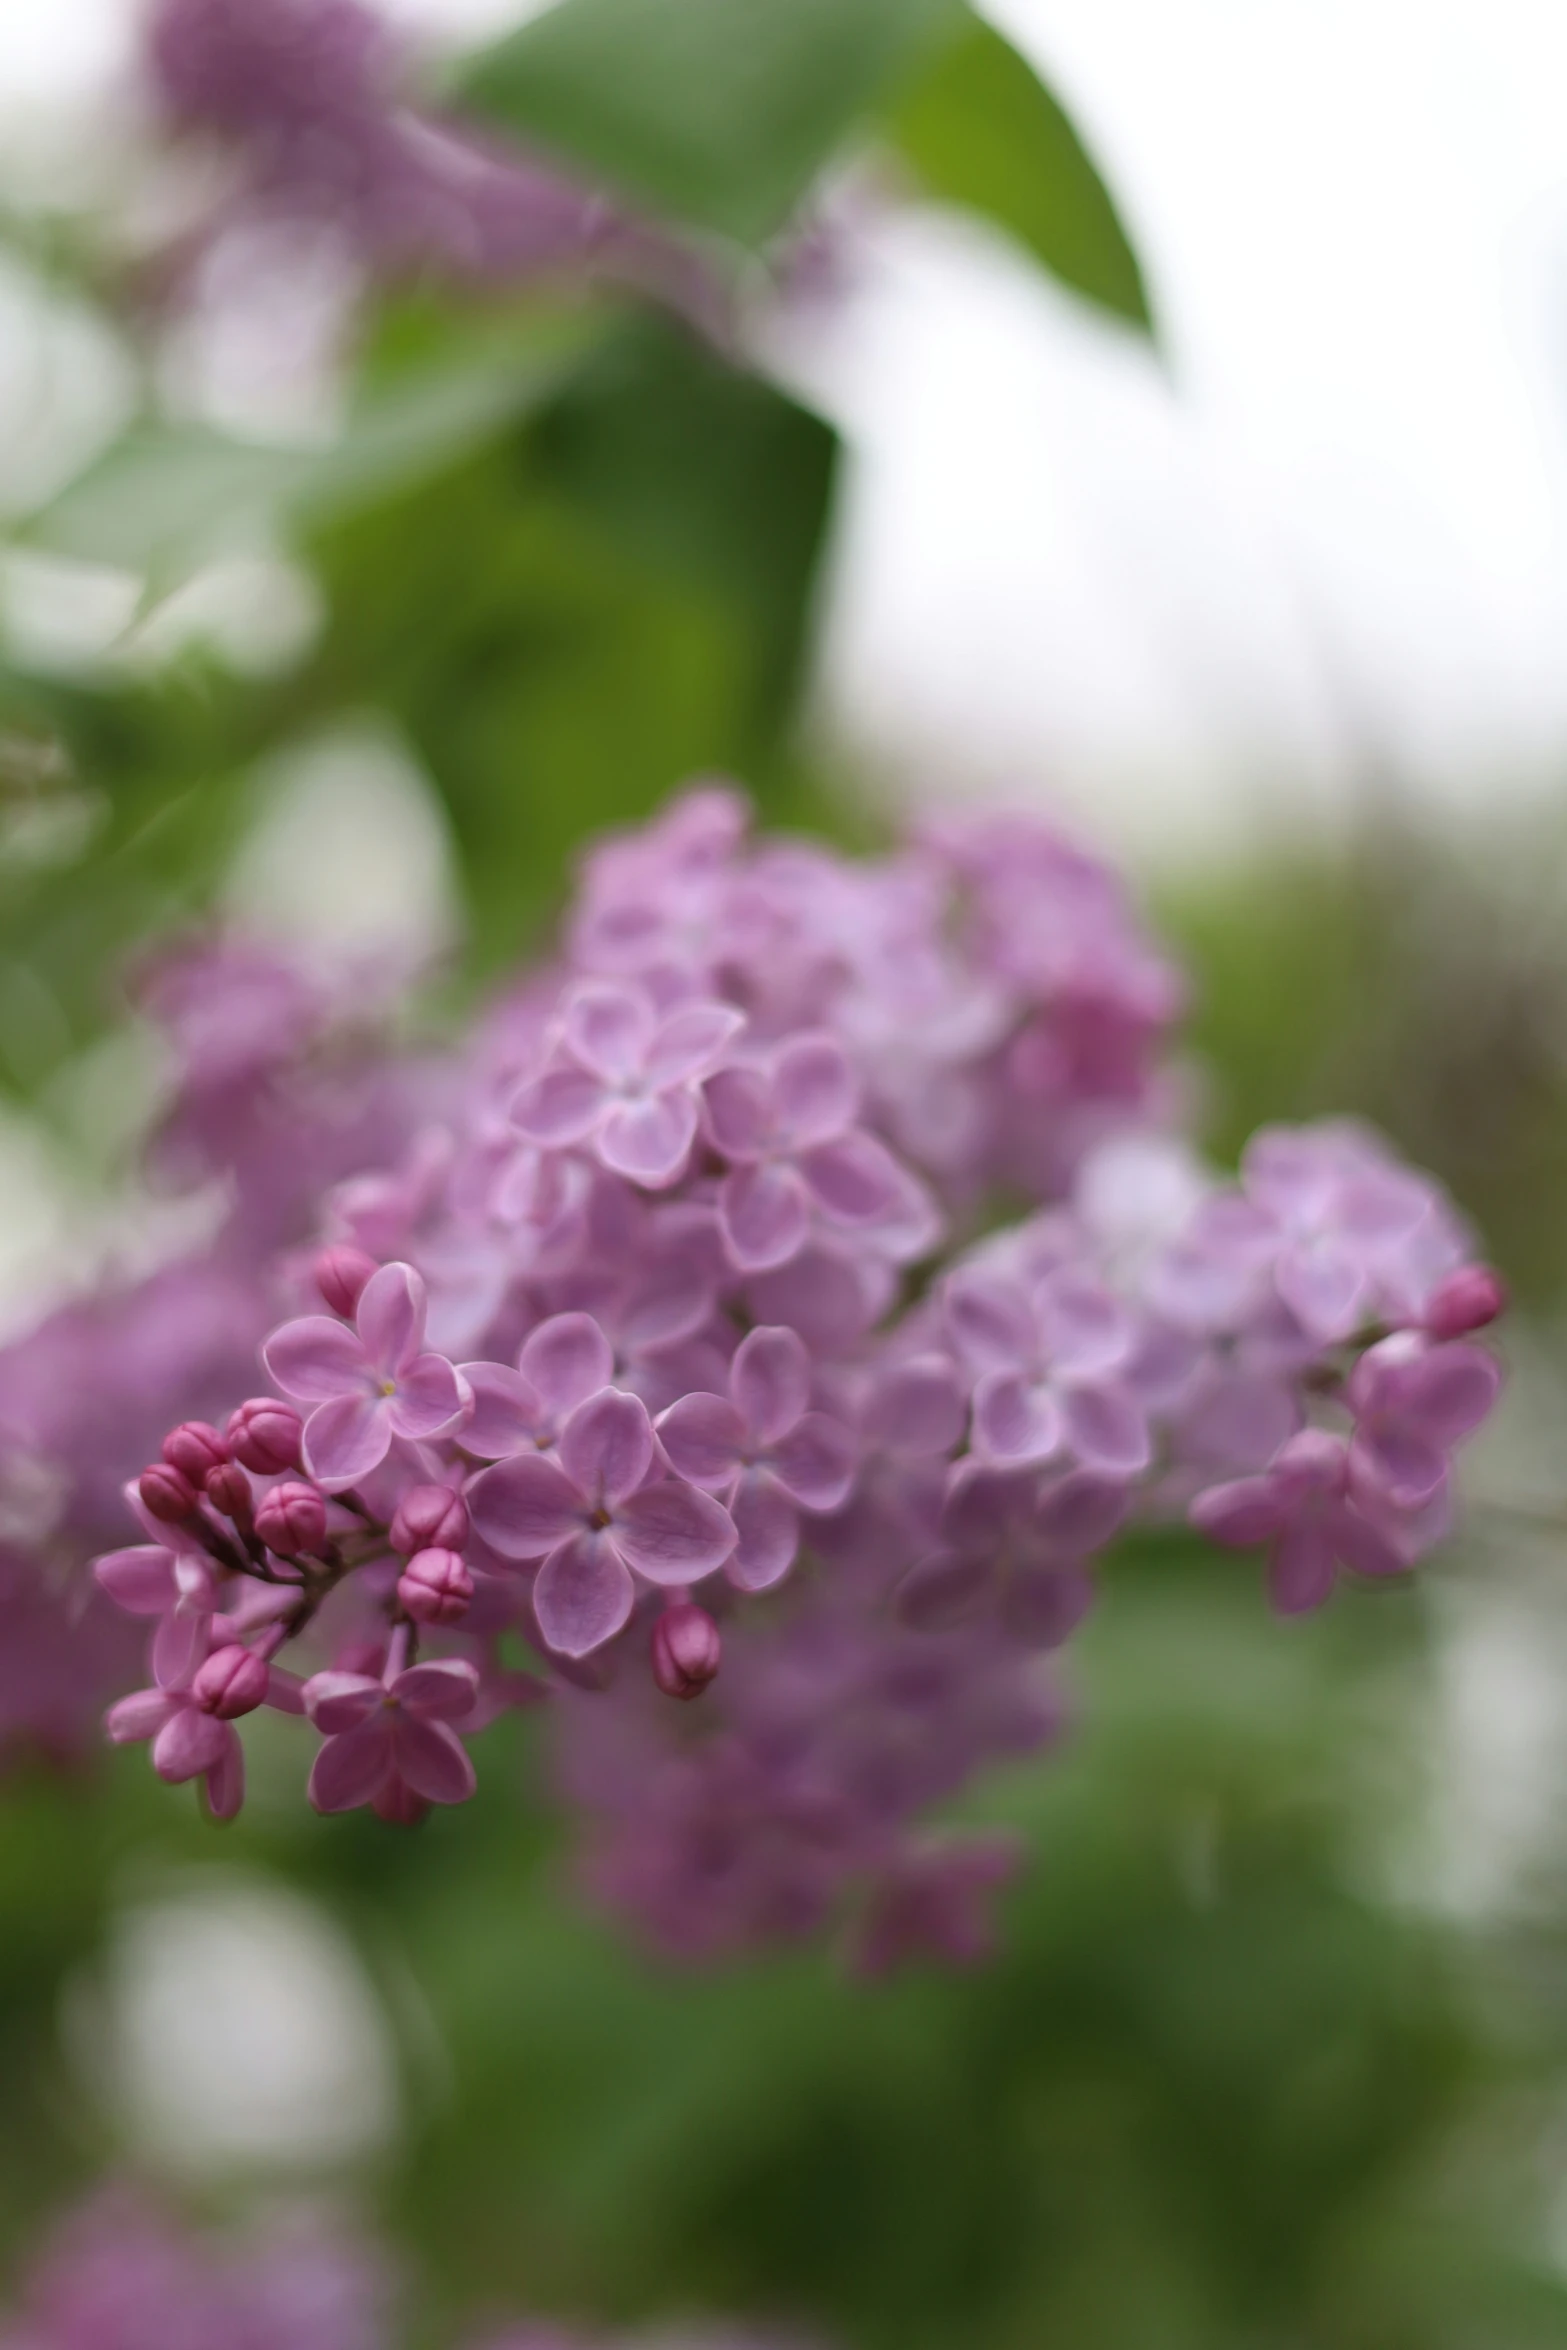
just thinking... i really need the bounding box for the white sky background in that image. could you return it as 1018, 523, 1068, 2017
5, 0, 1567, 868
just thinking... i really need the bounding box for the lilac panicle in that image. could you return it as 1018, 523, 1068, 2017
143, 0, 718, 322
30, 783, 1502, 1963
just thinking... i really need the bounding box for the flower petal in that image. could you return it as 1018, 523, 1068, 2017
303, 1392, 391, 1488
1188, 1475, 1291, 1549
1059, 1381, 1150, 1476
1268, 1519, 1338, 1614
356, 1260, 427, 1375
391, 1715, 476, 1805
861, 1356, 967, 1458
519, 1311, 614, 1417
719, 1161, 810, 1272
798, 1131, 905, 1224
153, 1608, 210, 1691
563, 979, 655, 1083
731, 1324, 810, 1445
598, 1091, 697, 1188
944, 1276, 1035, 1374
532, 1531, 635, 1657
771, 1412, 857, 1511
614, 1482, 735, 1586
896, 1547, 993, 1632
772, 1031, 858, 1146
467, 1454, 584, 1559
388, 1352, 470, 1440
646, 1001, 745, 1088
509, 1063, 607, 1147
561, 1387, 654, 1508
656, 1391, 746, 1488
1003, 1562, 1094, 1649
309, 1719, 393, 1813
1275, 1239, 1368, 1343
393, 1659, 480, 1721
1328, 1498, 1408, 1579
263, 1315, 369, 1403
972, 1371, 1061, 1466
1033, 1469, 1131, 1558
94, 1545, 177, 1615
725, 1472, 798, 1591
303, 1670, 383, 1733
106, 1688, 176, 1744
456, 1361, 544, 1458
152, 1705, 228, 1783
204, 1732, 245, 1821
703, 1064, 774, 1160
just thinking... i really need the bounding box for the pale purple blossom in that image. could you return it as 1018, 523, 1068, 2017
304, 1655, 480, 1813
657, 1327, 856, 1589
469, 1389, 736, 1656
265, 1261, 471, 1485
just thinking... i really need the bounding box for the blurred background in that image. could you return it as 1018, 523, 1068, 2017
5, 1, 1567, 2344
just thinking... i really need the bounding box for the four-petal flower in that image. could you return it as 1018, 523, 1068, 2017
467, 1387, 736, 1656
264, 1261, 471, 1487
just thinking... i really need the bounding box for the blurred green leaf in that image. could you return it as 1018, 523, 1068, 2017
885, 13, 1153, 331
459, 0, 962, 245
22, 313, 599, 585
306, 312, 846, 970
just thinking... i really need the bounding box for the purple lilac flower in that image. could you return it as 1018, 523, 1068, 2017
264, 1262, 472, 1485
304, 1652, 479, 1814
657, 1327, 857, 1590
0, 2187, 390, 2350
469, 1390, 736, 1656
25, 784, 1498, 1966
144, 0, 713, 316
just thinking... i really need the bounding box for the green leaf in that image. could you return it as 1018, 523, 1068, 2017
885, 14, 1153, 332
304, 313, 849, 971
23, 312, 600, 584
459, 0, 961, 247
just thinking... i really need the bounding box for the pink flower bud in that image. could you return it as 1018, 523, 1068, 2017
315, 1244, 377, 1318
227, 1397, 302, 1475
390, 1483, 470, 1556
204, 1461, 253, 1523
397, 1547, 473, 1626
163, 1420, 229, 1483
1424, 1264, 1509, 1340
193, 1643, 270, 1719
256, 1480, 328, 1556
651, 1602, 721, 1701
138, 1461, 198, 1522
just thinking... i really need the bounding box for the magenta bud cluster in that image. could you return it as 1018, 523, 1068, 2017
75, 786, 1506, 1966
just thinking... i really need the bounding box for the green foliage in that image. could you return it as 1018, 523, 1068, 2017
24, 312, 597, 590
884, 13, 1154, 331
305, 311, 846, 975
459, 0, 963, 245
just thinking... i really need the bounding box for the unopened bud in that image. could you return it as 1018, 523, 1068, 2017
163, 1420, 229, 1483
651, 1602, 721, 1701
256, 1480, 328, 1557
397, 1547, 473, 1626
204, 1461, 253, 1524
193, 1643, 270, 1720
1424, 1264, 1509, 1340
390, 1483, 470, 1556
227, 1397, 302, 1475
139, 1461, 198, 1522
315, 1244, 377, 1319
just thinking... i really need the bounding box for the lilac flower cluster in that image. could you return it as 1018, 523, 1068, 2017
75, 784, 1504, 1957
0, 2187, 806, 2350
144, 0, 709, 316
